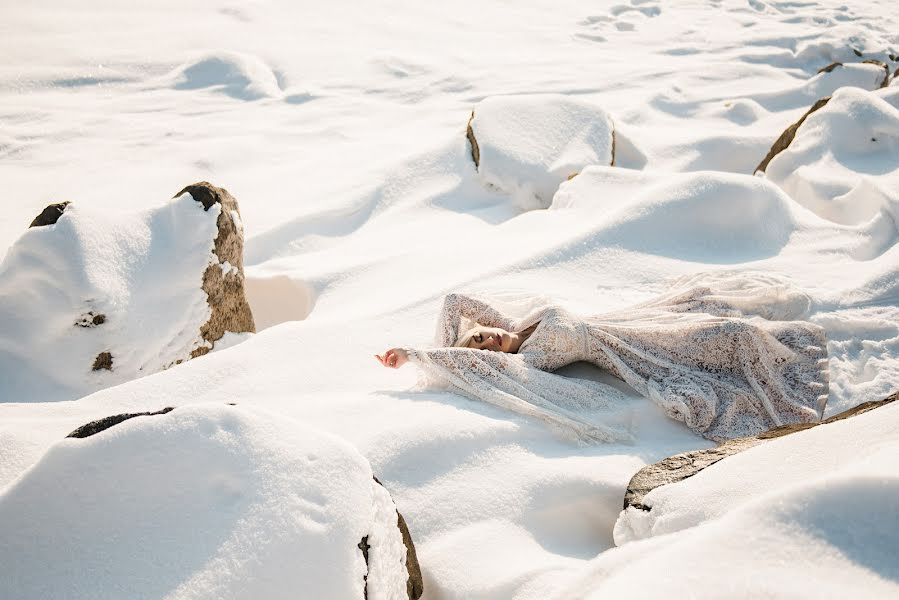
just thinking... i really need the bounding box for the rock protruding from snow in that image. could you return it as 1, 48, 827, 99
0, 405, 419, 600
66, 407, 175, 438
755, 61, 892, 174
763, 87, 899, 224
0, 183, 254, 403
29, 201, 71, 227
619, 393, 897, 527
754, 96, 831, 174
371, 477, 423, 600
174, 182, 255, 359
467, 94, 615, 210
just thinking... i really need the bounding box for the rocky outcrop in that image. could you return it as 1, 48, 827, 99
175, 182, 256, 358
861, 59, 891, 88
624, 392, 898, 511
29, 201, 70, 227
466, 111, 480, 167
91, 351, 113, 371
756, 60, 893, 174
754, 96, 831, 174
370, 476, 423, 600
66, 407, 176, 438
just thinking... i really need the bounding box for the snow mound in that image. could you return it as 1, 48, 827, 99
0, 192, 231, 403
765, 87, 899, 225
547, 402, 899, 599
0, 404, 412, 600
551, 167, 799, 262
469, 95, 614, 210
172, 51, 281, 100
806, 61, 890, 96
614, 400, 899, 544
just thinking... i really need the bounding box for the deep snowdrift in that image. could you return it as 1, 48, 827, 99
766, 86, 899, 225
0, 404, 411, 600
550, 402, 899, 599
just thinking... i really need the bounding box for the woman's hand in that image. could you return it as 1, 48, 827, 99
375, 348, 409, 369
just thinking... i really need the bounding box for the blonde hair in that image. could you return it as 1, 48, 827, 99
453, 326, 480, 348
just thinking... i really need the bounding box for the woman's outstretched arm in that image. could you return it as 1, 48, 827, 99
436, 293, 516, 347
377, 345, 632, 444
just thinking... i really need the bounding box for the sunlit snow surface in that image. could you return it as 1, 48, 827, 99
1, 0, 899, 598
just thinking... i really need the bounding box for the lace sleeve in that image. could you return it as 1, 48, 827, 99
405, 346, 633, 444
436, 293, 517, 347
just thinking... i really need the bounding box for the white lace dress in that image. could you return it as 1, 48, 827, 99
405, 282, 829, 444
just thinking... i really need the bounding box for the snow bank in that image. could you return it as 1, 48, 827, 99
554, 424, 899, 598
551, 167, 799, 262
0, 192, 232, 403
0, 404, 411, 600
765, 87, 899, 225
469, 95, 614, 210
614, 401, 899, 544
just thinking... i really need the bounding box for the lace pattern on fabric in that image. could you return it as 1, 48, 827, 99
409, 280, 829, 443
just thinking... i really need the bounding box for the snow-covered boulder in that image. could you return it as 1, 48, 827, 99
614, 394, 899, 546
760, 87, 899, 225
0, 404, 421, 600
467, 94, 615, 210
0, 182, 254, 403
621, 395, 895, 513
175, 182, 256, 360
547, 398, 899, 599
754, 61, 892, 174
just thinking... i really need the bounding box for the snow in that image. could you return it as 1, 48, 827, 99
0, 404, 410, 599
614, 400, 899, 543
2, 0, 899, 598
581, 403, 899, 599
765, 86, 899, 225
0, 192, 221, 403
470, 95, 614, 210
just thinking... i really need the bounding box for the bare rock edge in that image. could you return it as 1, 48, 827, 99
624, 392, 898, 511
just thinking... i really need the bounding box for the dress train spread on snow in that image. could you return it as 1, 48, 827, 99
405, 274, 829, 443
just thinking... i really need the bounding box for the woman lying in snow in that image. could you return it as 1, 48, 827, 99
377, 275, 829, 444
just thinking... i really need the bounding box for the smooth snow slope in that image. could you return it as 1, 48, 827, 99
2, 0, 899, 598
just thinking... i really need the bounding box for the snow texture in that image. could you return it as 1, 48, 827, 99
0, 193, 220, 403
471, 95, 614, 210
0, 404, 410, 600
766, 86, 899, 225
2, 0, 899, 598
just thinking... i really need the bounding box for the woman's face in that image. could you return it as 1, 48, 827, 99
467, 327, 511, 352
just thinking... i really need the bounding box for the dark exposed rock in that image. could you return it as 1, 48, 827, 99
861, 59, 891, 88
466, 111, 480, 168
359, 536, 371, 599
817, 61, 842, 74
397, 511, 423, 600
754, 96, 831, 174
66, 407, 175, 438
372, 476, 423, 600
92, 351, 113, 371
624, 392, 898, 511
173, 182, 255, 358
29, 201, 70, 228
75, 312, 106, 328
